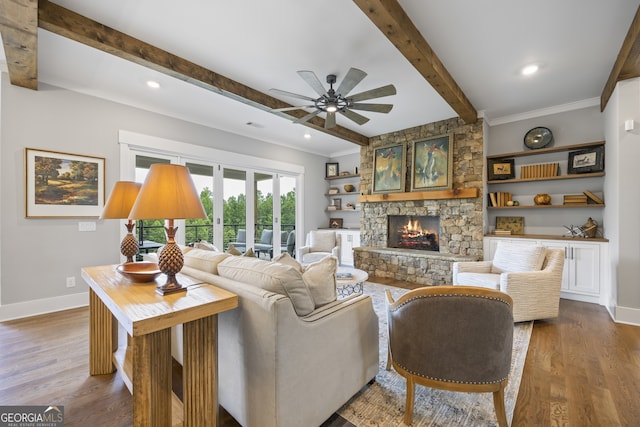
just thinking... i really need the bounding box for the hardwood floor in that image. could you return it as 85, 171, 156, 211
1, 280, 638, 426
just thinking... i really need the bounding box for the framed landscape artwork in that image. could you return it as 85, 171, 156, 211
410, 134, 453, 191
25, 148, 105, 218
567, 146, 604, 174
372, 143, 406, 194
487, 158, 516, 180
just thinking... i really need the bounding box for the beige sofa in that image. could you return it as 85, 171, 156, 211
165, 249, 379, 427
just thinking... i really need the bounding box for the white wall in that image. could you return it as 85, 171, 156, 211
0, 74, 332, 319
604, 78, 640, 324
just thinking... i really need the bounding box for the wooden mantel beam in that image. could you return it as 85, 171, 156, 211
0, 0, 38, 89
601, 5, 640, 112
34, 0, 369, 146
353, 0, 477, 124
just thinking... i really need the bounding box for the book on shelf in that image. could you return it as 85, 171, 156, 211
494, 229, 512, 236
563, 194, 588, 205
488, 192, 512, 207
583, 190, 604, 204
327, 205, 337, 211
336, 272, 353, 279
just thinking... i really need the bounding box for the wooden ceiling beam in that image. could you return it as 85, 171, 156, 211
0, 0, 38, 89
353, 0, 477, 124
35, 0, 369, 146
601, 5, 640, 112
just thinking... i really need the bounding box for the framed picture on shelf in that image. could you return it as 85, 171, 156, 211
487, 158, 515, 180
329, 218, 343, 229
567, 146, 604, 174
332, 198, 342, 210
24, 148, 105, 218
372, 143, 406, 193
410, 134, 453, 191
325, 162, 339, 178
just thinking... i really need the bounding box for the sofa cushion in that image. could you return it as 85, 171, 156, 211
302, 256, 338, 307
183, 249, 231, 275
309, 230, 336, 253
217, 256, 315, 316
491, 244, 547, 274
193, 240, 219, 251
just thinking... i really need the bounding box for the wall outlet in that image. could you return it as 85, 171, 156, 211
66, 276, 76, 288
78, 222, 96, 232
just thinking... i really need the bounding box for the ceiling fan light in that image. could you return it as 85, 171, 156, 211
326, 104, 337, 113
521, 64, 539, 76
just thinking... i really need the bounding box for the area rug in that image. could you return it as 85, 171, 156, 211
336, 282, 533, 427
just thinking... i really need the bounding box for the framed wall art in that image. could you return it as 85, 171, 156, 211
410, 134, 453, 191
329, 218, 343, 229
487, 158, 515, 180
567, 146, 604, 174
25, 148, 105, 218
372, 143, 406, 194
325, 162, 339, 178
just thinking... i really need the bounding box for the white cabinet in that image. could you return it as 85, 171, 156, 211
484, 236, 608, 305
336, 229, 361, 266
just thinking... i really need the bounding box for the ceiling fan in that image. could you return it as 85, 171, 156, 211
270, 68, 396, 129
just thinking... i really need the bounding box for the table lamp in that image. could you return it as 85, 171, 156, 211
128, 164, 206, 295
101, 181, 142, 263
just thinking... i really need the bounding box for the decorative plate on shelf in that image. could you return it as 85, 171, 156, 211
524, 127, 553, 149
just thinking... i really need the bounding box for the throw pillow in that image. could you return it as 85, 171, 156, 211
193, 240, 218, 251
226, 244, 242, 256
491, 243, 547, 274
183, 249, 231, 275
309, 230, 336, 253
302, 256, 338, 308
272, 252, 304, 272
217, 256, 315, 316
242, 248, 256, 257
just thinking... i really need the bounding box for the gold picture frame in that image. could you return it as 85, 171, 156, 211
372, 143, 406, 194
410, 134, 453, 191
25, 148, 105, 218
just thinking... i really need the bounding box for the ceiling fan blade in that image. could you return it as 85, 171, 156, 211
272, 105, 315, 112
325, 111, 337, 129
297, 71, 327, 97
348, 84, 397, 102
339, 109, 370, 126
350, 103, 393, 113
269, 88, 316, 102
335, 68, 367, 96
293, 109, 322, 124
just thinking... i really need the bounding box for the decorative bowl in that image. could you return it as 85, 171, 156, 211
343, 184, 355, 193
534, 194, 552, 205
117, 261, 162, 282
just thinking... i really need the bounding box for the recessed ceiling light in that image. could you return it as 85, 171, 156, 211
146, 80, 160, 89
303, 133, 311, 139
521, 64, 539, 76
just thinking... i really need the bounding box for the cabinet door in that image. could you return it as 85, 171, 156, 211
569, 242, 600, 294
543, 241, 570, 291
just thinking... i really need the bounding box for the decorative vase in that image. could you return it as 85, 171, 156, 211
534, 194, 551, 205
582, 217, 597, 238
343, 184, 355, 193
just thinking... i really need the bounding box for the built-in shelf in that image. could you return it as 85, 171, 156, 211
486, 140, 605, 160
325, 173, 359, 180
325, 209, 360, 213
488, 203, 605, 209
488, 171, 605, 185
325, 192, 359, 196
484, 233, 608, 243
358, 188, 479, 203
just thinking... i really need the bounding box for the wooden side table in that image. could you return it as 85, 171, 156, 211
82, 265, 238, 427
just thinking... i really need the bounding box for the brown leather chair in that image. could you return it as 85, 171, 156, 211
386, 286, 514, 426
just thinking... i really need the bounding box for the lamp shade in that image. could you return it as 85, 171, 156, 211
101, 181, 142, 219
129, 164, 206, 220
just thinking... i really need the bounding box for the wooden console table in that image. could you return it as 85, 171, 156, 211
82, 265, 238, 427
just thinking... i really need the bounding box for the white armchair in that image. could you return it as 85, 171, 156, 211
297, 230, 341, 264
453, 242, 565, 322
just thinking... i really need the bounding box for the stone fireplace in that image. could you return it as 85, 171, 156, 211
353, 117, 485, 285
387, 215, 440, 251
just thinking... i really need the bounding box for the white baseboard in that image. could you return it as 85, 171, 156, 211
614, 305, 640, 326
0, 292, 89, 322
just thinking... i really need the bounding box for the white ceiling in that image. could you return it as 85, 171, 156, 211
4, 0, 639, 156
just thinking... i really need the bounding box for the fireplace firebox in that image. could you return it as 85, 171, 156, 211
387, 215, 440, 251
